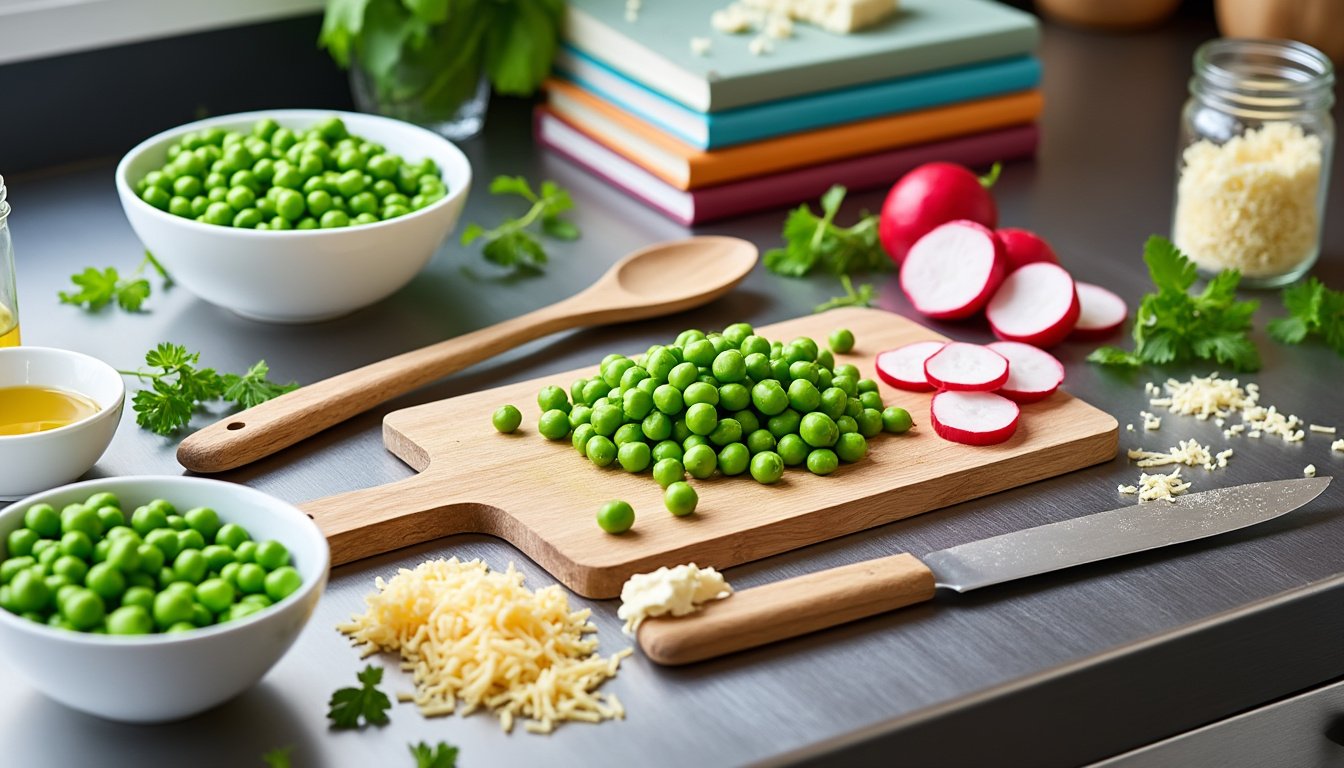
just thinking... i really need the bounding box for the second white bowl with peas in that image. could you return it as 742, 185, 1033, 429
0, 476, 328, 723
116, 109, 472, 323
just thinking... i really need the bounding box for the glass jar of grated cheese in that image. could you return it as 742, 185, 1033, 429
1173, 39, 1334, 287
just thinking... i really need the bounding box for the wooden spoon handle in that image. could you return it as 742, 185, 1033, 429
637, 554, 936, 666
178, 298, 588, 473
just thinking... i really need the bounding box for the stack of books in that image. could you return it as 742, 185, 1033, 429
537, 0, 1043, 226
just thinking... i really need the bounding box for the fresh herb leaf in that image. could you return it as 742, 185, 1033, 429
409, 741, 459, 768
59, 252, 172, 313
262, 746, 293, 768
764, 185, 890, 278
814, 275, 876, 313
461, 175, 579, 272
1269, 277, 1344, 356
117, 344, 294, 436
1089, 236, 1261, 372
328, 665, 392, 730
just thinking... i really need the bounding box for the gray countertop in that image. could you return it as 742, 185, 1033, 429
4, 12, 1344, 768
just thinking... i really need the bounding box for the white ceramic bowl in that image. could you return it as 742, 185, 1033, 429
0, 347, 124, 498
116, 109, 472, 323
0, 476, 329, 722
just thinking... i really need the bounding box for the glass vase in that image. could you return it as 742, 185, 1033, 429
349, 52, 490, 141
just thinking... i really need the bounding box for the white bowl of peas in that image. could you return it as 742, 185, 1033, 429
116, 109, 471, 323
0, 476, 329, 723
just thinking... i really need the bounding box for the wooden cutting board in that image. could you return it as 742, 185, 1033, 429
300, 307, 1118, 598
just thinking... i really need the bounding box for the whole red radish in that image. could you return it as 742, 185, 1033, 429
997, 228, 1060, 272
880, 162, 1000, 265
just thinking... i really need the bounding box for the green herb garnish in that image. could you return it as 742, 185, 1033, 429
59, 251, 171, 312
1268, 277, 1344, 356
262, 746, 293, 768
460, 175, 579, 272
764, 185, 889, 277
117, 344, 298, 436
1088, 236, 1260, 371
814, 275, 876, 313
410, 741, 459, 768
327, 665, 393, 731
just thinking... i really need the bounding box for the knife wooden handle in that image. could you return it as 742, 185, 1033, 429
637, 553, 936, 666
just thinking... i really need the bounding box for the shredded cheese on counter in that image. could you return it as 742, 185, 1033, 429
1128, 439, 1228, 471
618, 563, 732, 634
337, 558, 630, 734
1333, 439, 1344, 453
1121, 468, 1191, 503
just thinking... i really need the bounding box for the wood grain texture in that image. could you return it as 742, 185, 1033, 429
301, 307, 1119, 598
638, 553, 937, 665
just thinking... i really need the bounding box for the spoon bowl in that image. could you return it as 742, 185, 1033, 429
177, 236, 759, 473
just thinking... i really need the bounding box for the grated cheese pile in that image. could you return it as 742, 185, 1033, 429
618, 563, 732, 634
1147, 373, 1310, 443
1118, 468, 1192, 503
338, 558, 630, 734
1173, 122, 1323, 278
1128, 439, 1230, 471
1305, 464, 1317, 478
1334, 439, 1344, 453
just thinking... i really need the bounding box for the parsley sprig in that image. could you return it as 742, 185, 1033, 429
1088, 236, 1260, 372
814, 275, 876, 313
764, 185, 890, 277
461, 175, 580, 272
410, 742, 460, 768
117, 343, 298, 436
59, 251, 172, 312
327, 665, 393, 730
1268, 277, 1344, 356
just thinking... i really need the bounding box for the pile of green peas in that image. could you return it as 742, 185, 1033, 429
135, 116, 447, 230
0, 492, 303, 634
493, 324, 914, 534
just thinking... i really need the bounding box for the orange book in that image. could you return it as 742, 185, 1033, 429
545, 79, 1044, 190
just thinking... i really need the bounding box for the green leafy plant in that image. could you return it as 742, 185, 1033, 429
117, 344, 298, 436
1268, 277, 1344, 356
320, 0, 564, 117
410, 741, 459, 768
764, 185, 890, 278
814, 275, 876, 313
327, 665, 393, 730
59, 251, 172, 312
460, 175, 580, 272
1088, 236, 1260, 372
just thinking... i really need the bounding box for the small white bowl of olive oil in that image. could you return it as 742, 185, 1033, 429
0, 347, 124, 498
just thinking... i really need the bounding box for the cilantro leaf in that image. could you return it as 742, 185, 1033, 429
814, 275, 876, 313
764, 186, 891, 278
1090, 236, 1260, 372
461, 175, 579, 273
1269, 277, 1344, 356
328, 665, 392, 730
262, 746, 293, 768
118, 344, 295, 436
409, 741, 460, 768
221, 361, 299, 410
60, 252, 173, 313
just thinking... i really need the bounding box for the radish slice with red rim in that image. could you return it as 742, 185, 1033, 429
875, 340, 946, 392
899, 220, 1006, 319
986, 341, 1065, 403
1071, 282, 1128, 340
985, 262, 1080, 348
930, 391, 1021, 446
923, 342, 1010, 392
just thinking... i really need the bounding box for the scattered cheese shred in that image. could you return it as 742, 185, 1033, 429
1333, 439, 1344, 453
748, 34, 773, 55
690, 36, 713, 55
1137, 468, 1192, 503
1310, 424, 1336, 434
1305, 464, 1317, 477
618, 563, 732, 634
1128, 439, 1226, 471
1117, 484, 1139, 495
1173, 122, 1322, 278
1147, 373, 1316, 444
337, 558, 630, 735
1140, 410, 1162, 431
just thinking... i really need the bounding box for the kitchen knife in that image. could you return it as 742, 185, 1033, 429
637, 477, 1332, 665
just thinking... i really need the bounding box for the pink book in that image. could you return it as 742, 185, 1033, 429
535, 108, 1039, 226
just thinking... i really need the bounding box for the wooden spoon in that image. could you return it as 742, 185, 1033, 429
177, 236, 758, 473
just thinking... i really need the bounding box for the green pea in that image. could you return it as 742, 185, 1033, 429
746, 429, 777, 455
61, 504, 102, 539
618, 441, 652, 473
833, 363, 860, 380
672, 419, 692, 444
859, 391, 884, 411
146, 528, 181, 561
24, 503, 60, 538
233, 540, 258, 565
882, 406, 914, 434
167, 514, 188, 531
92, 539, 112, 563
708, 418, 743, 447
619, 366, 650, 391
613, 423, 643, 447
6, 528, 38, 558
856, 408, 885, 438
235, 563, 266, 595
107, 605, 153, 635
233, 208, 264, 228
305, 189, 333, 217
202, 201, 233, 225
682, 382, 717, 408
582, 378, 612, 406
652, 440, 683, 463
62, 588, 105, 630
751, 380, 789, 416
749, 451, 785, 484
86, 562, 126, 600
572, 423, 596, 454
652, 458, 685, 488
766, 409, 802, 440
220, 562, 242, 587
818, 350, 836, 371
835, 432, 869, 463
734, 409, 761, 435
197, 577, 235, 613
264, 566, 303, 602
491, 403, 525, 432
590, 404, 623, 436
668, 362, 699, 391
224, 185, 256, 212
586, 435, 617, 467
121, 586, 155, 612
819, 387, 848, 420
352, 212, 379, 226
642, 411, 673, 442
807, 448, 840, 476
683, 444, 718, 479
335, 169, 366, 197
381, 203, 411, 220
52, 555, 88, 584
663, 482, 698, 518
652, 384, 684, 415
320, 209, 349, 228
58, 531, 92, 560
96, 506, 126, 530
538, 409, 571, 440
710, 349, 746, 383
829, 328, 855, 354
153, 589, 193, 629
800, 412, 840, 448
836, 415, 858, 434
295, 216, 319, 230
787, 379, 822, 413
252, 540, 288, 571
845, 397, 864, 419
718, 383, 751, 412
717, 443, 750, 476
137, 543, 165, 573
740, 335, 771, 358
596, 500, 635, 534
685, 403, 718, 436
8, 569, 51, 613
166, 196, 191, 217
141, 185, 172, 210
106, 538, 142, 572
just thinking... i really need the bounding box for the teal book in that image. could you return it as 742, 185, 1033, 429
555, 47, 1041, 149
564, 0, 1040, 112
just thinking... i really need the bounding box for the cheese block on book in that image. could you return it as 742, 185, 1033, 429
544, 78, 1044, 190
565, 0, 1039, 112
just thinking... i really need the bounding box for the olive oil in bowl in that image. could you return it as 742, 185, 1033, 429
0, 385, 101, 435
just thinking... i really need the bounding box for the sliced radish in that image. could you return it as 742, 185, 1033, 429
930, 390, 1021, 446
985, 262, 1080, 348
986, 341, 1065, 403
923, 342, 1010, 392
996, 228, 1060, 272
899, 220, 1006, 320
875, 340, 946, 392
1071, 282, 1128, 340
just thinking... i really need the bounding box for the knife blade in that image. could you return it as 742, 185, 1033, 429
637, 477, 1332, 665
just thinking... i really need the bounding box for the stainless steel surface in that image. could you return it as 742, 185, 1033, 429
1, 11, 1343, 768
924, 478, 1333, 592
